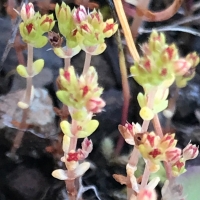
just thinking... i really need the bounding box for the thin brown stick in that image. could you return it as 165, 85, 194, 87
113, 0, 140, 62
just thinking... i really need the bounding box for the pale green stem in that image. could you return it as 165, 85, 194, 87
64, 57, 71, 70
10, 44, 34, 156
24, 44, 33, 105
82, 52, 92, 75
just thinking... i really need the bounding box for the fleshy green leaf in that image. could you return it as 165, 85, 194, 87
56, 90, 70, 105
77, 120, 99, 138
32, 59, 44, 76
137, 92, 146, 108
62, 135, 70, 152
32, 36, 48, 48
16, 64, 29, 78
60, 121, 72, 137
153, 100, 168, 113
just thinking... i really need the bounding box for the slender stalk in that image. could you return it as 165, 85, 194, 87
140, 161, 151, 189
64, 119, 78, 198
141, 120, 150, 132
9, 44, 34, 156
24, 44, 33, 105
152, 114, 163, 138
69, 137, 78, 152
127, 187, 134, 200
82, 52, 92, 75
152, 114, 172, 179
64, 57, 71, 70
130, 0, 151, 39
65, 180, 76, 200
10, 108, 28, 154
115, 28, 131, 156
128, 148, 140, 167
113, 0, 140, 62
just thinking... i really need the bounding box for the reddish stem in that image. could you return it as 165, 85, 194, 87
115, 38, 130, 156
152, 114, 172, 179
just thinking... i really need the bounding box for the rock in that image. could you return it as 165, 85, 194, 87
0, 88, 57, 138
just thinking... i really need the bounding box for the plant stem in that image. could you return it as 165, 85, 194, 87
82, 52, 92, 75
65, 180, 76, 200
131, 0, 151, 39
152, 114, 163, 138
115, 28, 131, 156
64, 57, 71, 70
69, 137, 78, 152
113, 0, 140, 62
152, 113, 172, 179
24, 44, 33, 105
65, 119, 78, 198
128, 89, 157, 166
10, 109, 28, 155
9, 44, 34, 157
140, 161, 151, 189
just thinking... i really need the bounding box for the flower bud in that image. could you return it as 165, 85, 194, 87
186, 52, 199, 67
89, 11, 103, 27
171, 158, 186, 177
77, 138, 93, 160
165, 148, 181, 164
183, 142, 199, 160
82, 138, 93, 153
160, 133, 177, 150
173, 59, 191, 76
80, 22, 92, 34
149, 30, 166, 52
162, 44, 178, 61
55, 2, 72, 24
21, 3, 35, 21
73, 5, 87, 23
86, 97, 106, 113
40, 14, 55, 33
103, 19, 118, 38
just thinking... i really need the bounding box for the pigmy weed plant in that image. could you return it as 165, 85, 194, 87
5, 0, 200, 199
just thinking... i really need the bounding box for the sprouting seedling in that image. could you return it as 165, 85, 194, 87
7, 2, 55, 158
50, 2, 118, 199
